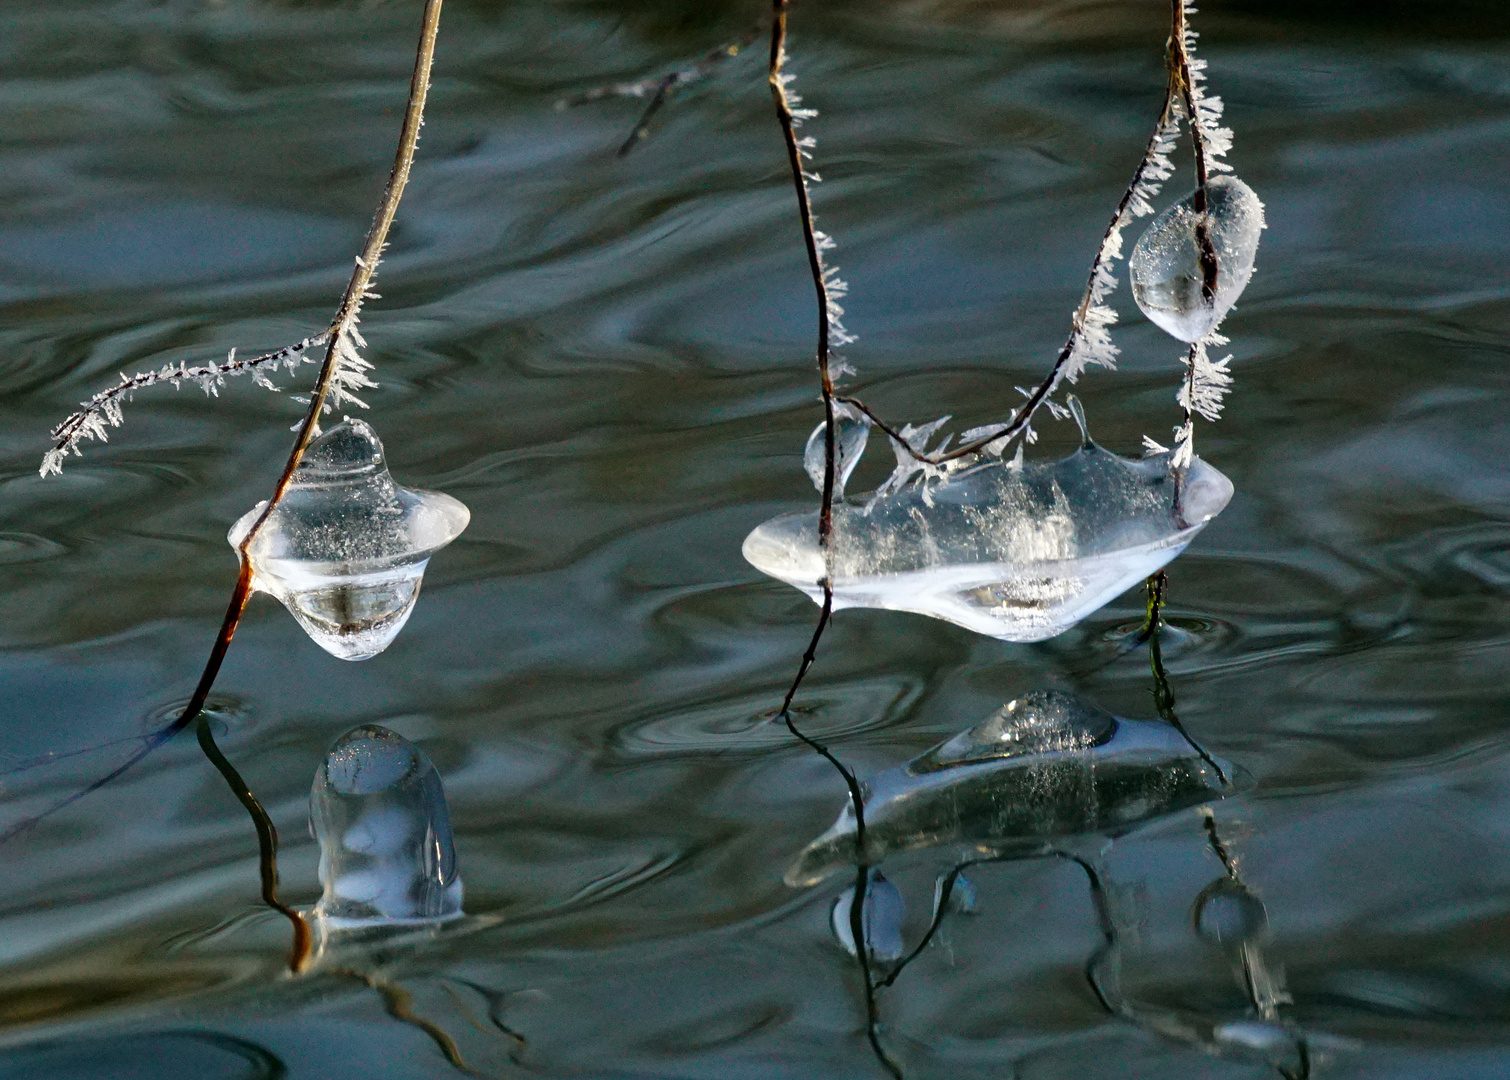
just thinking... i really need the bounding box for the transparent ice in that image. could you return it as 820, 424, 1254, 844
1194, 876, 1268, 947
309, 724, 463, 928
1129, 174, 1265, 343
744, 427, 1233, 642
786, 689, 1229, 887
831, 870, 905, 962
228, 419, 470, 661
803, 404, 871, 500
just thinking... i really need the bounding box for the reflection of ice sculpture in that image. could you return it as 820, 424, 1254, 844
744, 432, 1233, 642
1130, 175, 1265, 343
229, 419, 469, 661
831, 870, 905, 962
310, 725, 463, 927
786, 690, 1228, 887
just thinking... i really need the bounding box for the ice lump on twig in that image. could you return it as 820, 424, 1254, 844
228, 419, 469, 661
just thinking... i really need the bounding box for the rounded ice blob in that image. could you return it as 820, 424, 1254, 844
803, 403, 871, 500
832, 870, 905, 962
1130, 174, 1265, 343
785, 689, 1229, 887
1193, 876, 1268, 947
228, 419, 469, 661
744, 441, 1233, 643
310, 724, 463, 927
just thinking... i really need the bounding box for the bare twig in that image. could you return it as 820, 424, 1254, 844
337, 970, 489, 1077
561, 23, 764, 156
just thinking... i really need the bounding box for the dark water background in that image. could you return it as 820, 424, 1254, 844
4, 0, 1510, 1076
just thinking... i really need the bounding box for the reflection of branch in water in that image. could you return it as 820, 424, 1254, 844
874, 848, 1127, 1018
561, 22, 764, 157
194, 715, 311, 973
337, 970, 490, 1078
1144, 572, 1229, 786
439, 976, 529, 1061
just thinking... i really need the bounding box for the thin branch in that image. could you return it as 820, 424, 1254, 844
195, 714, 311, 973
41, 335, 329, 477
561, 23, 764, 156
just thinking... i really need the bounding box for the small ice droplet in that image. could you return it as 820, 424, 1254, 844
309, 724, 463, 927
1193, 876, 1268, 946
228, 419, 469, 661
744, 436, 1233, 643
1129, 175, 1265, 343
803, 404, 871, 499
785, 689, 1229, 887
832, 870, 905, 961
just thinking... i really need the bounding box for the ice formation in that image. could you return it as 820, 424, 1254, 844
228, 419, 469, 660
309, 724, 463, 927
743, 427, 1233, 642
831, 870, 905, 962
803, 404, 871, 499
1193, 876, 1268, 947
785, 690, 1229, 887
1129, 175, 1265, 343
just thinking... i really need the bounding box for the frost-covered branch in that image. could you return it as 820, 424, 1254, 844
1171, 332, 1233, 468
40, 334, 329, 477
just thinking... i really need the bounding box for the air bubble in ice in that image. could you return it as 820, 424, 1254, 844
803, 404, 871, 500
786, 689, 1229, 887
1130, 175, 1265, 342
228, 419, 470, 661
832, 870, 905, 961
309, 724, 463, 927
744, 434, 1233, 642
1193, 876, 1268, 946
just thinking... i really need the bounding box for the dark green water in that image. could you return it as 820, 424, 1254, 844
5, 1, 1510, 1077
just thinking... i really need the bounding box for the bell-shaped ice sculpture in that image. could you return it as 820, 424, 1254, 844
309, 724, 463, 927
228, 419, 469, 661
785, 689, 1229, 887
744, 430, 1233, 642
1129, 174, 1265, 343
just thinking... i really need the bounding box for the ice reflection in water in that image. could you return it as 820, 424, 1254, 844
228, 420, 470, 661
309, 725, 463, 928
1130, 175, 1266, 342
744, 441, 1233, 642
786, 689, 1229, 887
831, 870, 905, 962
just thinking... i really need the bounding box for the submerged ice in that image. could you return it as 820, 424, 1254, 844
744, 433, 1233, 642
785, 689, 1228, 887
229, 419, 469, 661
1129, 174, 1265, 343
309, 724, 463, 927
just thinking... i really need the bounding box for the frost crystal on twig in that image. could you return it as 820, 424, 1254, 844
772, 56, 858, 384
1172, 332, 1233, 468
1179, 1, 1233, 174
41, 334, 330, 477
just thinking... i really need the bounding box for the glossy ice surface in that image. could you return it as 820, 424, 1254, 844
786, 690, 1228, 887
1129, 174, 1266, 342
309, 725, 463, 927
744, 441, 1233, 641
228, 420, 469, 660
831, 870, 905, 962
